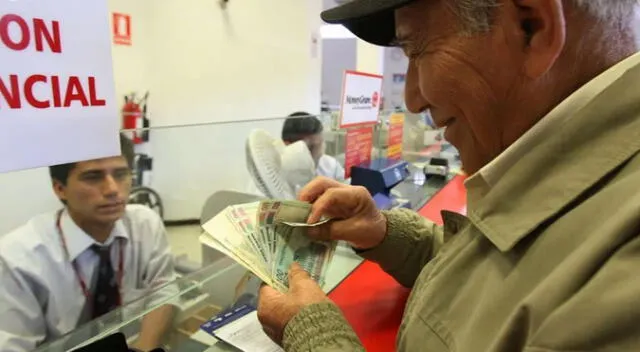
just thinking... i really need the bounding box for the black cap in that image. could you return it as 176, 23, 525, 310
321, 0, 417, 46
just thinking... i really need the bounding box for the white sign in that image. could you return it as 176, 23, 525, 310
339, 70, 383, 128
0, 1, 119, 173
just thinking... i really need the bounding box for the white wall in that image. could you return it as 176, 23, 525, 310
382, 47, 409, 110
356, 39, 385, 75
321, 38, 356, 107
145, 0, 321, 127
109, 1, 151, 104
0, 168, 59, 235
147, 119, 284, 220
141, 0, 322, 220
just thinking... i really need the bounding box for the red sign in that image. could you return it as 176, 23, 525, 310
387, 113, 404, 160
112, 13, 131, 46
344, 126, 374, 179
0, 14, 107, 110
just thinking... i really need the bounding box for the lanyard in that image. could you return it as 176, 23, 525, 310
56, 209, 124, 309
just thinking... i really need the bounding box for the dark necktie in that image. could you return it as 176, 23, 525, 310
91, 243, 121, 319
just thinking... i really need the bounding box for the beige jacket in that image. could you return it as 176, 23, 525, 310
282, 63, 640, 351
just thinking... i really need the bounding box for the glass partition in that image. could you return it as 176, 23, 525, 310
0, 112, 458, 352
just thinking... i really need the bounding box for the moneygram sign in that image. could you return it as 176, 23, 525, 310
0, 1, 119, 173
345, 91, 380, 110
339, 70, 383, 128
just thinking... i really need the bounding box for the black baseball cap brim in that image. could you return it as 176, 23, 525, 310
321, 0, 417, 46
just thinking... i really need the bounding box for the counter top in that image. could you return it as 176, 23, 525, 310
329, 175, 467, 352
36, 174, 466, 352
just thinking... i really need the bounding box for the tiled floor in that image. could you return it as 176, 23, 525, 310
166, 224, 203, 265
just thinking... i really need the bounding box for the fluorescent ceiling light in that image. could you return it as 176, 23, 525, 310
320, 24, 355, 39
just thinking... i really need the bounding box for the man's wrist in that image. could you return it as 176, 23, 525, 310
353, 212, 388, 252
283, 302, 362, 351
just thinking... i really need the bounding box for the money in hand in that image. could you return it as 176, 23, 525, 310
281, 217, 332, 227
201, 200, 337, 292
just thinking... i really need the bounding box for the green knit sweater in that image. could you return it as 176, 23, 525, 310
282, 208, 438, 351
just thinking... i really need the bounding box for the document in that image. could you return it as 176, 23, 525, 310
200, 305, 283, 352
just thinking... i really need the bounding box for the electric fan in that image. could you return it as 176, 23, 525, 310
246, 129, 295, 199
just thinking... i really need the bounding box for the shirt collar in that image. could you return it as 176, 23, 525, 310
466, 51, 640, 189
465, 53, 640, 252
59, 209, 129, 260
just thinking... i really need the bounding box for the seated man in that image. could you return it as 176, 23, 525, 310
0, 134, 177, 351
282, 112, 345, 181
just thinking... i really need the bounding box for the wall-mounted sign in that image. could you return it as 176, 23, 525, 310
0, 1, 119, 173
344, 126, 374, 179
112, 13, 131, 46
339, 70, 383, 128
387, 113, 404, 160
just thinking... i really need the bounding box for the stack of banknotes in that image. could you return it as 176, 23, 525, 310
200, 200, 336, 292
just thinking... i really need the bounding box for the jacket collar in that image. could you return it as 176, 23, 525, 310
465, 62, 640, 252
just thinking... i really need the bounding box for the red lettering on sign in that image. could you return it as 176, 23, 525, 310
0, 14, 62, 53
51, 76, 62, 107
24, 75, 50, 109
0, 75, 21, 109
0, 14, 30, 51
33, 18, 61, 53
0, 75, 106, 109
88, 77, 106, 106
63, 76, 89, 107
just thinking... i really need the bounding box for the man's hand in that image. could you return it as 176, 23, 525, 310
257, 263, 330, 345
133, 304, 176, 351
300, 177, 387, 250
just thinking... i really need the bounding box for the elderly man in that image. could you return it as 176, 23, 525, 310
257, 0, 640, 351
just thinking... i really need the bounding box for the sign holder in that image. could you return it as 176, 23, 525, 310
339, 70, 383, 179
338, 70, 383, 129
344, 126, 375, 179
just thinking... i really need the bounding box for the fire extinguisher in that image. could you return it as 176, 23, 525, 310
122, 92, 149, 144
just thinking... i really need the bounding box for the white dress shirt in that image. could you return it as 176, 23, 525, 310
466, 52, 640, 190
0, 204, 177, 351
317, 155, 345, 181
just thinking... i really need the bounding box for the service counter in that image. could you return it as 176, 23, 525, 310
21, 111, 464, 352
37, 164, 461, 352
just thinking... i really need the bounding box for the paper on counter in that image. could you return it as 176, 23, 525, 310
201, 305, 283, 352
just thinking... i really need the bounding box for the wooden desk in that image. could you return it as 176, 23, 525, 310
328, 175, 467, 352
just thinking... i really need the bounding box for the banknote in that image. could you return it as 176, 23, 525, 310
203, 209, 271, 282
259, 200, 336, 289
257, 200, 312, 227
227, 204, 270, 265
201, 200, 336, 293
259, 226, 276, 266
224, 205, 267, 269
199, 234, 284, 291
271, 224, 335, 288
281, 217, 332, 227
